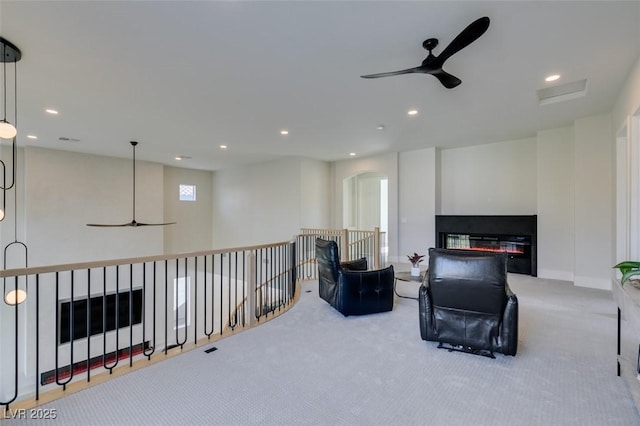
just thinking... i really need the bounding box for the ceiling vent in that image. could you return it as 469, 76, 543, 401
58, 137, 80, 142
537, 79, 588, 105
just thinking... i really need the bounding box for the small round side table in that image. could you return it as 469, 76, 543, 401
394, 271, 425, 300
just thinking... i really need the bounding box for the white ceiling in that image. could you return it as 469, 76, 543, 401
0, 1, 639, 171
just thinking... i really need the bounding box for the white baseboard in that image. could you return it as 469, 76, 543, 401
537, 269, 574, 283
573, 275, 612, 290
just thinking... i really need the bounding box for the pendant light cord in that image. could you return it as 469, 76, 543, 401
0, 55, 18, 192
132, 141, 137, 222
2, 43, 6, 121
12, 59, 17, 242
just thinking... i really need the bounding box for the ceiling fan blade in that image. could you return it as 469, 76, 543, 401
437, 16, 490, 64
431, 71, 462, 89
88, 220, 176, 227
361, 67, 422, 79
87, 223, 133, 227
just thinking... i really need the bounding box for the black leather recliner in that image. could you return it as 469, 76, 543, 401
419, 248, 518, 357
315, 238, 394, 316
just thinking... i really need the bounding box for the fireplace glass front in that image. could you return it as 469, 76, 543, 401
440, 233, 532, 274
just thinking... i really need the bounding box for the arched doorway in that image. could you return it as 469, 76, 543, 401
343, 171, 388, 234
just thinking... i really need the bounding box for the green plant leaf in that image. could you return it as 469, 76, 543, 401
621, 269, 640, 285
614, 261, 640, 269
613, 261, 640, 276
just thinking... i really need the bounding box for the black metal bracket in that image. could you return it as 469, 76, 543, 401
437, 342, 496, 359
0, 38, 21, 63
618, 307, 622, 376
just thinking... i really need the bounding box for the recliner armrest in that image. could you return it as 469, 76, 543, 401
501, 293, 519, 356
419, 284, 436, 342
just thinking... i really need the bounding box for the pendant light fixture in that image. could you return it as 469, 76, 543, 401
0, 37, 19, 139
0, 36, 27, 305
0, 37, 20, 223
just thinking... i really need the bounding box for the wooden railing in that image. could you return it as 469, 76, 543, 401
298, 227, 385, 280
0, 228, 383, 411
0, 240, 297, 411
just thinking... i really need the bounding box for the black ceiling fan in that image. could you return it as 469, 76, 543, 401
360, 16, 490, 89
87, 141, 176, 227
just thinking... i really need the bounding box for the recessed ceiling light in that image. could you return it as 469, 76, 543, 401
280, 130, 289, 135
407, 109, 418, 116
377, 125, 385, 131
45, 109, 58, 115
219, 145, 227, 149
175, 155, 191, 161
27, 135, 37, 139
545, 74, 560, 82
349, 152, 356, 156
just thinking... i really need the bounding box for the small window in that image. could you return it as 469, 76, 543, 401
179, 184, 196, 201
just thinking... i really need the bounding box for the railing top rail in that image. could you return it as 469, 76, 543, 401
300, 229, 343, 234
349, 236, 374, 245
298, 233, 340, 238
301, 228, 373, 233
0, 239, 294, 278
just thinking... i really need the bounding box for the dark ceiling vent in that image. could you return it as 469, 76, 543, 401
58, 137, 80, 142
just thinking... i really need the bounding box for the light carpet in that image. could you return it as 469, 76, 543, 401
9, 274, 640, 425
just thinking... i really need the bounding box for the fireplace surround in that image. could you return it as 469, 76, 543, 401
435, 215, 537, 276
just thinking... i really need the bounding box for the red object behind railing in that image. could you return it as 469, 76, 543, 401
448, 246, 524, 255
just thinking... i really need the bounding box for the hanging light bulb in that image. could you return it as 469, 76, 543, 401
0, 208, 5, 221
4, 288, 27, 305
1, 38, 21, 140
0, 119, 17, 139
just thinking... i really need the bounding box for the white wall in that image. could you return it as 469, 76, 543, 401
212, 156, 330, 249
439, 138, 538, 215
300, 158, 331, 229
434, 126, 615, 289
0, 86, 629, 288
613, 56, 640, 131
573, 115, 614, 289
24, 147, 164, 266
163, 166, 213, 254
398, 148, 437, 260
356, 174, 382, 231
613, 55, 640, 266
536, 127, 575, 281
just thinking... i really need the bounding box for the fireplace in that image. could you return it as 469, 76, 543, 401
435, 215, 537, 276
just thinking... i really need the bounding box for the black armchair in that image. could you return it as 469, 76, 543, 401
419, 248, 518, 357
315, 238, 394, 316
